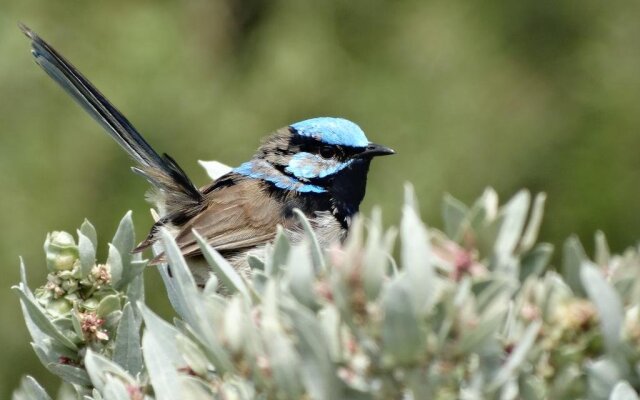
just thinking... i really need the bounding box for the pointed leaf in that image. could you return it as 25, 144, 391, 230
85, 350, 134, 391
159, 229, 203, 328
287, 244, 317, 309
442, 193, 468, 240
581, 261, 623, 352
13, 288, 78, 351
143, 331, 184, 400
268, 226, 290, 277
595, 231, 610, 268
77, 230, 96, 278
520, 243, 553, 281
112, 211, 134, 266
494, 190, 530, 261
519, 193, 546, 252
193, 230, 250, 303
102, 376, 131, 400
96, 294, 120, 318
610, 381, 639, 400
381, 277, 425, 365
401, 200, 435, 313
293, 208, 325, 271
489, 320, 542, 389
107, 244, 123, 288
12, 376, 52, 400
47, 363, 91, 387
284, 304, 340, 400
562, 236, 587, 296
113, 303, 143, 375
138, 303, 184, 367
80, 219, 98, 249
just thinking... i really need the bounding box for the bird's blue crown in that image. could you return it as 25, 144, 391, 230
290, 117, 369, 148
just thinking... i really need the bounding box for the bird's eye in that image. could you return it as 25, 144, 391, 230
319, 146, 336, 159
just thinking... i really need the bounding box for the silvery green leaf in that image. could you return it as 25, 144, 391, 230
193, 229, 251, 303
111, 211, 134, 267
47, 363, 91, 387
198, 160, 232, 180
12, 375, 52, 400
113, 303, 143, 375
562, 236, 587, 296
179, 376, 215, 400
363, 207, 387, 300
381, 277, 425, 365
203, 273, 219, 298
85, 350, 135, 391
13, 288, 78, 351
117, 259, 147, 291
403, 183, 419, 213
80, 219, 98, 249
610, 381, 639, 400
107, 244, 123, 288
267, 226, 290, 277
159, 229, 206, 329
284, 304, 340, 400
595, 231, 610, 268
468, 188, 499, 236
153, 246, 185, 319
19, 295, 50, 347
176, 334, 209, 376
458, 313, 503, 354
489, 320, 542, 390
142, 331, 184, 400
102, 376, 131, 400
287, 244, 317, 309
318, 306, 341, 360
223, 296, 247, 354
77, 230, 96, 278
31, 343, 57, 368
125, 269, 144, 311
520, 243, 553, 281
96, 294, 121, 318
519, 193, 546, 252
293, 208, 325, 272
89, 388, 102, 400
138, 303, 184, 367
252, 270, 269, 296
71, 310, 83, 339
247, 255, 265, 271
442, 193, 468, 240
494, 190, 530, 263
586, 358, 624, 400
264, 329, 304, 399
401, 197, 436, 313
581, 261, 623, 352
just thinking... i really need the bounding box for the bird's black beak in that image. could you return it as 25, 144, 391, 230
358, 142, 395, 158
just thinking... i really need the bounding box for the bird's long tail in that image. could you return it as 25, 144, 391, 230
20, 24, 203, 210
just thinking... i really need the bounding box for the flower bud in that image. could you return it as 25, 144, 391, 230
45, 231, 79, 272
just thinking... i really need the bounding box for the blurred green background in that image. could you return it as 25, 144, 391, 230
2, 0, 640, 396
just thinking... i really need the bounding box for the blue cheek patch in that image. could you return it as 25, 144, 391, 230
234, 160, 327, 193
285, 152, 352, 180
290, 117, 369, 148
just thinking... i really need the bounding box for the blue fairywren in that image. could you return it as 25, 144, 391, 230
21, 25, 394, 283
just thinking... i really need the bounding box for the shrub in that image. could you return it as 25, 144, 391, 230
12, 185, 640, 400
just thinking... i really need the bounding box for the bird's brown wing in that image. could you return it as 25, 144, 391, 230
160, 179, 292, 261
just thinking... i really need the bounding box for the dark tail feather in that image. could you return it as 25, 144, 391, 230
20, 24, 203, 206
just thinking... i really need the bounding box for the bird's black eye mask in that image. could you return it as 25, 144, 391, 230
286, 135, 362, 162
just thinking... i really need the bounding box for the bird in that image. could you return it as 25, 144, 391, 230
21, 25, 395, 284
